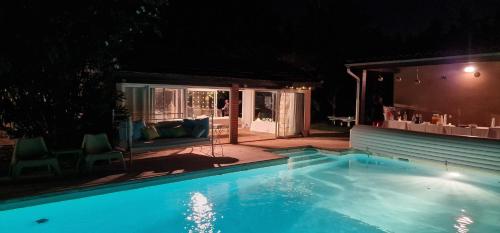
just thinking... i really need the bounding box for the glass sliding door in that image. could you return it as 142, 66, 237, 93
152, 88, 183, 121
249, 91, 277, 134
186, 90, 215, 118
123, 86, 148, 121
122, 86, 184, 122
216, 90, 230, 117
254, 91, 276, 121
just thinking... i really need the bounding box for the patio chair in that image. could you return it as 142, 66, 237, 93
81, 133, 126, 173
10, 137, 61, 179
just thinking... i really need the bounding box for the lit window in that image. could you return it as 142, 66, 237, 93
254, 92, 276, 121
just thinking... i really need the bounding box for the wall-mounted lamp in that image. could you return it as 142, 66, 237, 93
377, 75, 384, 82
395, 76, 403, 82
415, 67, 423, 85
464, 65, 480, 78
464, 66, 476, 73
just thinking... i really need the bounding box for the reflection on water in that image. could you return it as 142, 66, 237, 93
185, 192, 220, 233
453, 209, 473, 233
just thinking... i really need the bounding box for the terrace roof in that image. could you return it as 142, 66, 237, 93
115, 70, 317, 89
345, 51, 500, 71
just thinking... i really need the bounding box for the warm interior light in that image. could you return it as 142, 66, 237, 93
464, 66, 476, 73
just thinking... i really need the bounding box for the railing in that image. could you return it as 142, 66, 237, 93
350, 125, 500, 173
128, 109, 221, 123
128, 112, 186, 123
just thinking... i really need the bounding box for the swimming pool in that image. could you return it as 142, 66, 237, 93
1, 149, 499, 233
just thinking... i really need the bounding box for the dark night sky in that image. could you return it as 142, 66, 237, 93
360, 0, 498, 35
118, 0, 500, 119
143, 0, 500, 58
3, 0, 500, 121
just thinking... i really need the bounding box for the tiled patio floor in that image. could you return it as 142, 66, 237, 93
0, 132, 349, 201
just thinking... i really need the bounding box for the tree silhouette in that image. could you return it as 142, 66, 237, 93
0, 0, 167, 147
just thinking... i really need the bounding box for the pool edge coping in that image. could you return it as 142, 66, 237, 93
0, 157, 288, 211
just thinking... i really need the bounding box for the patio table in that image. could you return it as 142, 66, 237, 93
328, 116, 356, 127
207, 124, 227, 156
212, 124, 228, 142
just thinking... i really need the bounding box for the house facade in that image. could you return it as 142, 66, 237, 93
346, 52, 500, 173
115, 70, 316, 144
346, 52, 500, 128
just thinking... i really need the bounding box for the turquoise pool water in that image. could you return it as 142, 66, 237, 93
1, 149, 500, 233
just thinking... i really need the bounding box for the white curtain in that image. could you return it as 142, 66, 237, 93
295, 93, 304, 134
278, 92, 297, 137
278, 92, 304, 137
241, 90, 255, 128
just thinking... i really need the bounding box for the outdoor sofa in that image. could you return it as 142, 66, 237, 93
124, 116, 211, 154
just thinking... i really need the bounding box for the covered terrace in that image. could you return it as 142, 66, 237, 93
345, 52, 500, 173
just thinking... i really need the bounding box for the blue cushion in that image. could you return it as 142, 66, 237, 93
182, 119, 197, 131
191, 125, 207, 138
182, 117, 209, 138
158, 125, 189, 138
132, 120, 146, 141
197, 117, 209, 137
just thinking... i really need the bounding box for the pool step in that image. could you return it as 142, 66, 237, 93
288, 153, 325, 162
279, 149, 319, 157
282, 151, 338, 169
288, 156, 336, 169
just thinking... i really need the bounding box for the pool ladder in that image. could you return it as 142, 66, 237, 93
365, 147, 372, 158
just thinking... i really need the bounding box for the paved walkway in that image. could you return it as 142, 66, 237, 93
0, 135, 349, 201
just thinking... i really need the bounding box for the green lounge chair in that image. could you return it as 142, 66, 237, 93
82, 133, 126, 173
10, 137, 61, 179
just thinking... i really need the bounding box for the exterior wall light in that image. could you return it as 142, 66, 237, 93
415, 67, 422, 85
377, 75, 384, 82
464, 66, 476, 73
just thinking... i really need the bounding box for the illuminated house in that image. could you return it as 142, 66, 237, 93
345, 52, 500, 172
115, 63, 317, 145
345, 52, 500, 129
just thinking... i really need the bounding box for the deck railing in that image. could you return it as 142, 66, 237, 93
350, 125, 500, 173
